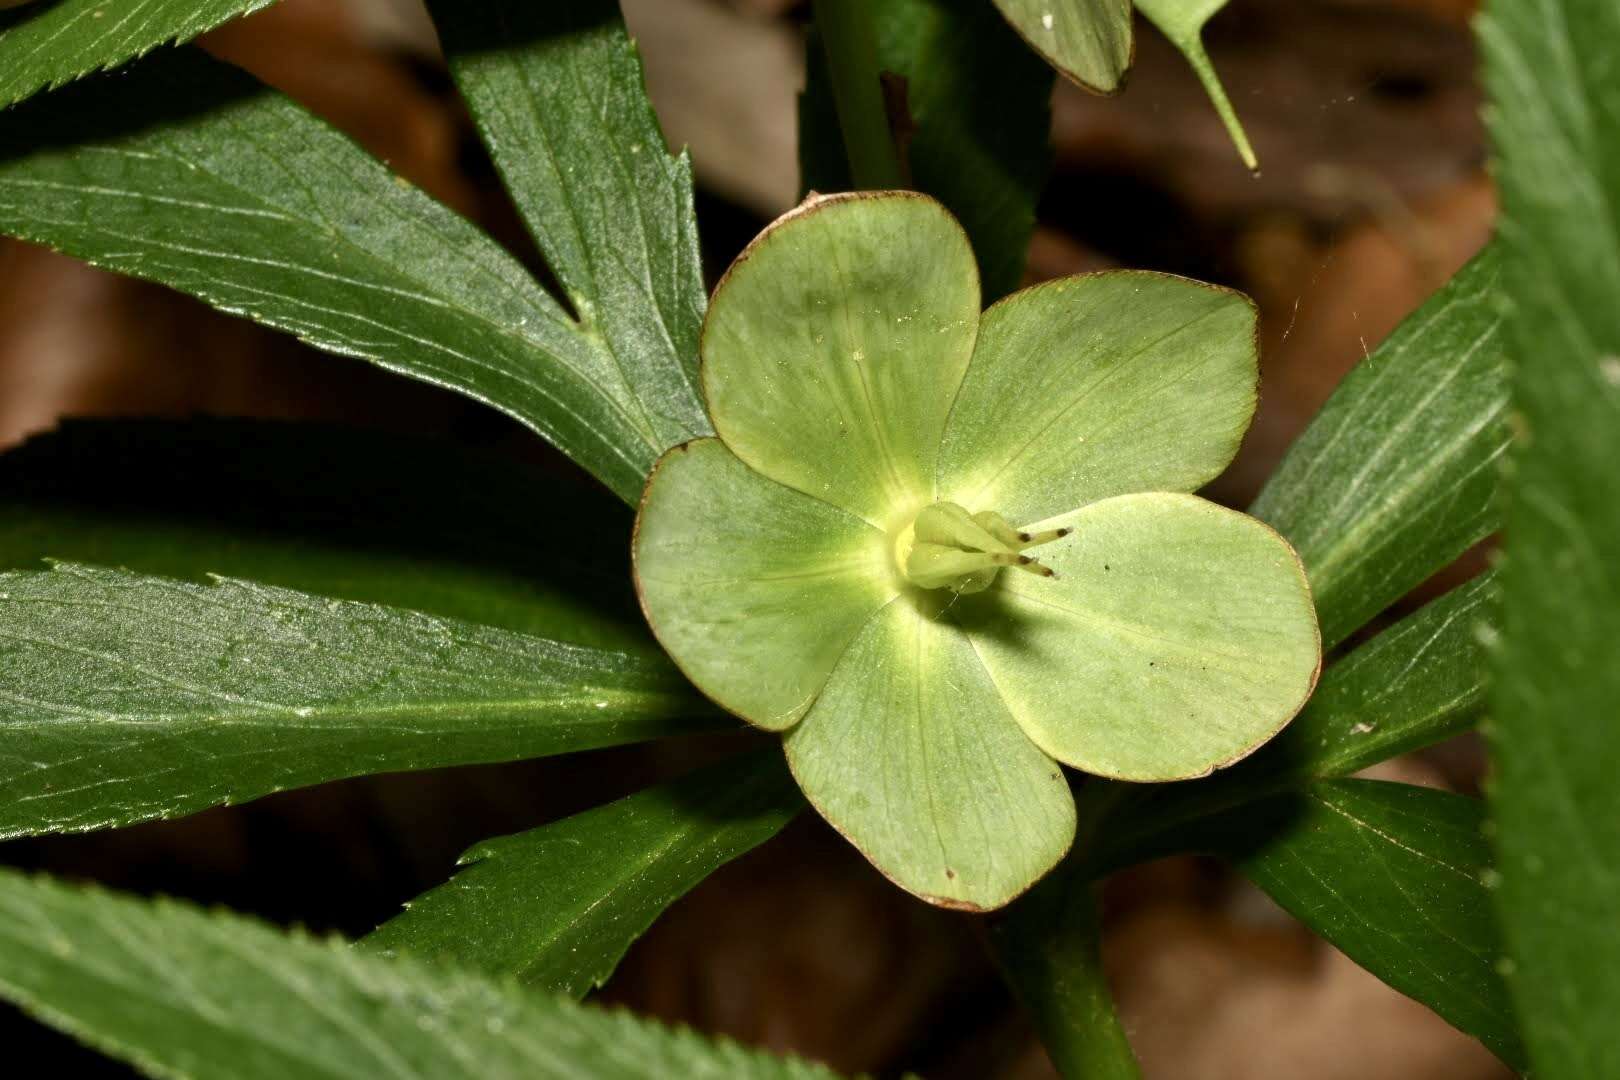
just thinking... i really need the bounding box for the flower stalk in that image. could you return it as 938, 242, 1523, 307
812, 0, 905, 190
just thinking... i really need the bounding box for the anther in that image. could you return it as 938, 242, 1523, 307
1016, 527, 1071, 548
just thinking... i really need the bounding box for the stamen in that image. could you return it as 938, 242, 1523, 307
896, 502, 1069, 591
1015, 527, 1071, 549
999, 553, 1056, 578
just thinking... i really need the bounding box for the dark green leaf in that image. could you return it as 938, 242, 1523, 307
428, 0, 711, 455
0, 417, 641, 644
0, 0, 273, 109
1252, 571, 1494, 780
0, 49, 665, 503
0, 868, 838, 1079
1482, 0, 1620, 1072
0, 563, 720, 839
364, 749, 802, 996
800, 0, 1055, 299
989, 854, 1141, 1079
1206, 780, 1524, 1070
1091, 574, 1494, 872
0, 417, 649, 649
1252, 249, 1507, 649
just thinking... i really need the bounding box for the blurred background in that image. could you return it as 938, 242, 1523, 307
0, 1, 1502, 1076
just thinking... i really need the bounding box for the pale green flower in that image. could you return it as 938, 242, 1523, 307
634, 192, 1320, 910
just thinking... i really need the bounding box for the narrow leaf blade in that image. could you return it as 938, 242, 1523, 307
800, 0, 1056, 299
1133, 0, 1256, 169
363, 749, 802, 996
428, 0, 712, 453
0, 49, 657, 502
0, 563, 720, 838
0, 0, 273, 108
0, 869, 837, 1079
990, 0, 1132, 95
1252, 249, 1507, 649
0, 417, 650, 648
1482, 0, 1620, 1071
1214, 781, 1525, 1069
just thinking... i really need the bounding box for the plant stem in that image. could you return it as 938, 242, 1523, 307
988, 870, 1142, 1079
812, 0, 905, 190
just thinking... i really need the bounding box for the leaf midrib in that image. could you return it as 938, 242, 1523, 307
507, 787, 770, 987
3, 692, 692, 732
1300, 319, 1506, 588
0, 100, 664, 466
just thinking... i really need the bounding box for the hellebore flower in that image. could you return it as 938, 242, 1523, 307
633, 192, 1321, 911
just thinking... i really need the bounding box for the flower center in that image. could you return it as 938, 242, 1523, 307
892, 501, 1070, 594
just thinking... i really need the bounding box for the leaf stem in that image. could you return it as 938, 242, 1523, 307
812, 0, 905, 190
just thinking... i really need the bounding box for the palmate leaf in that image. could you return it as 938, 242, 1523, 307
1205, 780, 1524, 1070
1481, 0, 1620, 1073
0, 0, 274, 109
363, 749, 802, 996
1252, 249, 1506, 650
0, 417, 650, 649
0, 563, 722, 839
427, 1, 711, 457
0, 20, 707, 504
0, 868, 837, 1079
800, 0, 1055, 299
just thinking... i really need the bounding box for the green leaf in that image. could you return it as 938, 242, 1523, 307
991, 0, 1132, 94
0, 417, 649, 649
784, 593, 1076, 910
937, 272, 1258, 526
1248, 571, 1493, 781
988, 870, 1141, 1079
1481, 0, 1620, 1072
363, 749, 802, 996
1208, 780, 1525, 1070
634, 438, 895, 731
0, 869, 838, 1079
0, 0, 274, 109
427, 0, 711, 456
954, 492, 1319, 781
0, 563, 719, 839
799, 0, 1055, 299
1133, 0, 1256, 169
1251, 249, 1507, 649
0, 48, 663, 503
1089, 573, 1494, 873
701, 191, 980, 526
